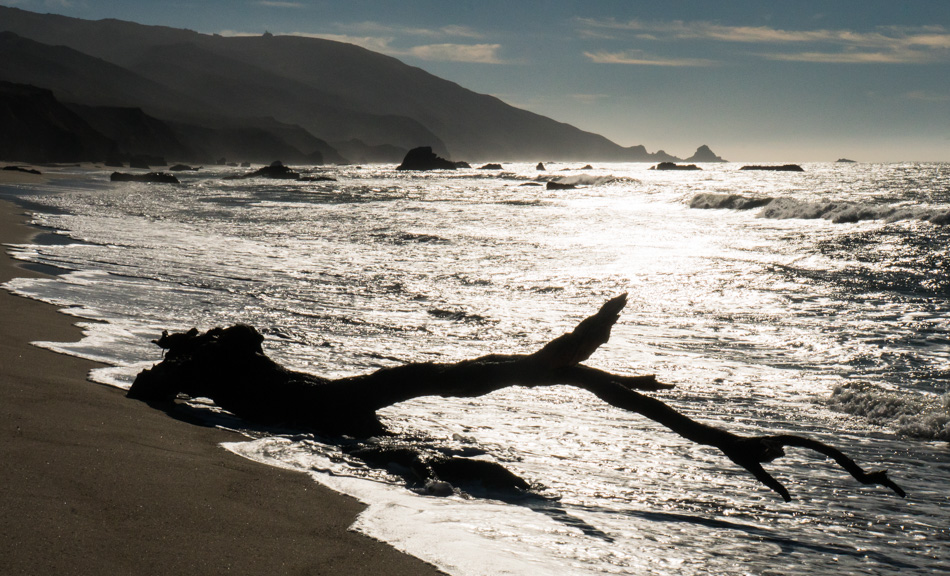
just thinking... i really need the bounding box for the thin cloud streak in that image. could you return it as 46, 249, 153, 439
765, 50, 939, 64
286, 32, 504, 63
904, 90, 950, 102
584, 50, 716, 67
409, 43, 503, 63
335, 21, 484, 40
253, 1, 305, 8
577, 18, 950, 64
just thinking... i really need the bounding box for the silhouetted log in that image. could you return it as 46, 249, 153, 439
128, 294, 905, 502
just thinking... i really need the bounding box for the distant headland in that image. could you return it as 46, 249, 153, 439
1, 7, 722, 166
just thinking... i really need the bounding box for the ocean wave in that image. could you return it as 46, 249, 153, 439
549, 174, 619, 187
759, 198, 950, 225
427, 308, 492, 323
689, 193, 950, 225
826, 382, 949, 441
689, 193, 774, 210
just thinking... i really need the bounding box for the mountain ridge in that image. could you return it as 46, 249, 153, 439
0, 6, 721, 164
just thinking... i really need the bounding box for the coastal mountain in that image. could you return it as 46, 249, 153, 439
0, 6, 720, 164
686, 145, 727, 163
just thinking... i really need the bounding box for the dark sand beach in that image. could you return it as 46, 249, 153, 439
0, 193, 444, 575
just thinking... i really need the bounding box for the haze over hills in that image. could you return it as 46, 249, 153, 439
0, 6, 720, 165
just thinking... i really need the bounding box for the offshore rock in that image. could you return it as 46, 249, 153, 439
479, 163, 503, 170
740, 164, 804, 172
2, 165, 41, 175
650, 162, 701, 171
396, 146, 462, 170
110, 171, 180, 183
546, 180, 576, 190
228, 160, 300, 180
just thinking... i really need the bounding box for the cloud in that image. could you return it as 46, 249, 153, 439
284, 32, 504, 63
904, 90, 950, 102
577, 18, 950, 65
335, 21, 484, 40
584, 50, 716, 67
289, 32, 397, 54
408, 43, 503, 63
276, 21, 502, 63
765, 49, 938, 64
253, 0, 305, 7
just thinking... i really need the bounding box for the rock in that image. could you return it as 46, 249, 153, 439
396, 146, 463, 170
241, 161, 251, 167
129, 158, 150, 170
229, 160, 300, 180
536, 162, 546, 171
546, 180, 576, 190
169, 164, 200, 171
740, 164, 804, 172
2, 165, 41, 175
580, 164, 593, 170
424, 480, 454, 497
685, 145, 727, 163
479, 163, 503, 170
650, 162, 701, 171
110, 171, 180, 183
837, 158, 856, 163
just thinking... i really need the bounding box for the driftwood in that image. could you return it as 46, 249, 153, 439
128, 294, 905, 502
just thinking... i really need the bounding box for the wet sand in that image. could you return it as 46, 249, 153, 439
0, 195, 444, 575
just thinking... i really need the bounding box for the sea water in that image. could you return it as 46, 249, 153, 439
2, 162, 948, 574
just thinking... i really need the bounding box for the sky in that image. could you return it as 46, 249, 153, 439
4, 0, 949, 162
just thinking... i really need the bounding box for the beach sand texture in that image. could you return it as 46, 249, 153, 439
0, 197, 444, 575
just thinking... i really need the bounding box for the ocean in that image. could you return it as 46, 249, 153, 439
2, 161, 948, 574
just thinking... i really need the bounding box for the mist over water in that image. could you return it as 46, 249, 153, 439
3, 162, 948, 574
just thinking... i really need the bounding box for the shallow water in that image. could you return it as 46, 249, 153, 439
3, 162, 948, 574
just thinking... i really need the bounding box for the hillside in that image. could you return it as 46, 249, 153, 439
0, 6, 709, 164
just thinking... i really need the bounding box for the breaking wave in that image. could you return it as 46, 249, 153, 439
550, 174, 620, 187
690, 193, 950, 225
826, 382, 950, 441
689, 193, 774, 210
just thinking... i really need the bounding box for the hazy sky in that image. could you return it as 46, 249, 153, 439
5, 0, 949, 161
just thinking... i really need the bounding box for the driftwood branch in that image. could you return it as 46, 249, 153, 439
128, 294, 905, 502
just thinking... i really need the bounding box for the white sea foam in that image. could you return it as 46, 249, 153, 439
689, 193, 774, 210
550, 173, 618, 187
225, 437, 568, 576
826, 382, 950, 441
689, 193, 950, 225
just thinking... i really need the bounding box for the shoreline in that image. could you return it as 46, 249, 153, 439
0, 196, 445, 575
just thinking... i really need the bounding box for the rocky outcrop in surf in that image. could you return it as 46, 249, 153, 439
650, 162, 701, 171
740, 164, 804, 172
397, 146, 466, 171
110, 171, 179, 183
